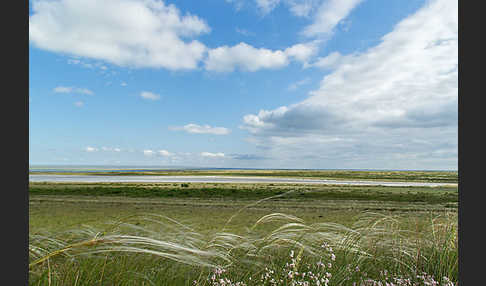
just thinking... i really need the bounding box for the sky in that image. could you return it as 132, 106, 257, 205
28, 0, 458, 170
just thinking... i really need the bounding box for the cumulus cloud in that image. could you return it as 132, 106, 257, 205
29, 0, 210, 70
284, 41, 319, 62
54, 86, 94, 95
139, 91, 160, 101
205, 42, 288, 72
30, 0, 323, 72
200, 152, 225, 158
74, 101, 84, 107
170, 123, 231, 135
241, 0, 458, 169
205, 41, 317, 72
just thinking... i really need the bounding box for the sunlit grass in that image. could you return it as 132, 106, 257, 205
29, 211, 457, 285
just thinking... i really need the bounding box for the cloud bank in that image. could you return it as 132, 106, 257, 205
241, 0, 458, 169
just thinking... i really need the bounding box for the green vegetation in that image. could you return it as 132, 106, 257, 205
29, 182, 458, 204
29, 180, 458, 285
29, 210, 457, 285
29, 169, 458, 183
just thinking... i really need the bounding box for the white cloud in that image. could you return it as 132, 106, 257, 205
74, 101, 84, 107
226, 0, 245, 11
29, 0, 210, 70
170, 123, 231, 135
255, 0, 281, 14
301, 0, 363, 38
53, 86, 72, 93
139, 91, 160, 101
76, 88, 94, 95
200, 152, 225, 158
254, 0, 323, 18
241, 0, 458, 169
158, 150, 172, 156
309, 51, 351, 69
143, 149, 172, 157
85, 146, 98, 152
143, 150, 155, 156
54, 86, 94, 95
101, 146, 122, 152
67, 58, 95, 69
121, 82, 128, 87
287, 77, 311, 91
286, 0, 319, 17
67, 59, 81, 65
205, 41, 317, 72
205, 42, 288, 72
284, 41, 319, 63
235, 28, 255, 37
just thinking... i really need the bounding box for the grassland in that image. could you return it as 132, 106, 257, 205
29, 181, 458, 203
29, 169, 458, 183
29, 179, 458, 285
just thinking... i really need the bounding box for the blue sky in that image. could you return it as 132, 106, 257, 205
29, 0, 458, 170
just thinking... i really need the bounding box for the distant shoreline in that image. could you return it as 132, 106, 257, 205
29, 165, 458, 173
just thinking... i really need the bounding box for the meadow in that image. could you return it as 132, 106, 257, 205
29, 175, 458, 285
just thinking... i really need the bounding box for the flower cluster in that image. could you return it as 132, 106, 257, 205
354, 271, 456, 286
193, 241, 456, 286
258, 242, 339, 286
192, 267, 248, 286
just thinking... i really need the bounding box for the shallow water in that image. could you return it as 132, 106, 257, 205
28, 174, 456, 187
